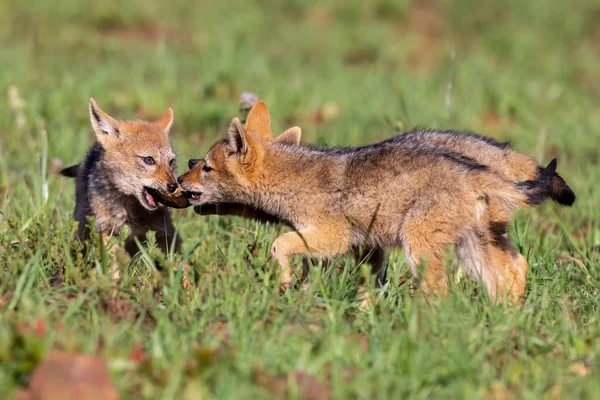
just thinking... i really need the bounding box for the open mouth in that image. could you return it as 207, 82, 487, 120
142, 187, 160, 209
142, 187, 190, 209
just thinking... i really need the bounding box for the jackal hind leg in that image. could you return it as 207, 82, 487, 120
487, 233, 528, 305
271, 226, 350, 292
457, 228, 527, 305
401, 215, 456, 299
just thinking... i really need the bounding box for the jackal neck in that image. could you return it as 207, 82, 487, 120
234, 142, 346, 227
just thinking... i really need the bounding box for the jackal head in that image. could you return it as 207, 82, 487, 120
178, 101, 301, 205
89, 98, 187, 210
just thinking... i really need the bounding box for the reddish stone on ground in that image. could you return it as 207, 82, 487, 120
18, 350, 119, 400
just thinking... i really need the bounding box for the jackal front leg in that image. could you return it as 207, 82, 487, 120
271, 227, 350, 292
102, 233, 127, 281
127, 210, 192, 291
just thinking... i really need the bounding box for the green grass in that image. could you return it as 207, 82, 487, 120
1, 0, 600, 398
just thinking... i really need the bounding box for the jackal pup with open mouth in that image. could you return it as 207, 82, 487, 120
61, 98, 189, 280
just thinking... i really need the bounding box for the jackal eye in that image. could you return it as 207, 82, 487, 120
142, 156, 155, 165
202, 162, 213, 173
169, 159, 176, 170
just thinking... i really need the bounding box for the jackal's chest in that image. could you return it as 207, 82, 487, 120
90, 193, 130, 234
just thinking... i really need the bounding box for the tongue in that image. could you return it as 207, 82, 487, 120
144, 190, 157, 208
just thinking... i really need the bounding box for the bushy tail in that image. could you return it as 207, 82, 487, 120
516, 158, 557, 206
60, 164, 79, 178
483, 159, 559, 214
549, 171, 576, 206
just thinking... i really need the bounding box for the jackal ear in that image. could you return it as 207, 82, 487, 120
89, 98, 120, 140
244, 100, 272, 140
274, 126, 301, 146
155, 107, 174, 135
227, 117, 248, 154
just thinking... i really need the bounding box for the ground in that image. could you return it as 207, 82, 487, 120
1, 0, 599, 398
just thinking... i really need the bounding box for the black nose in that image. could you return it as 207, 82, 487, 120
177, 176, 183, 184
167, 182, 177, 193
188, 159, 199, 169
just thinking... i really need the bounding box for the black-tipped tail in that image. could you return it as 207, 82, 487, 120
550, 174, 576, 206
536, 162, 576, 206
60, 164, 79, 178
518, 159, 557, 206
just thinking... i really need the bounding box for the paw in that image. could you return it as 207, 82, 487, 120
279, 276, 292, 294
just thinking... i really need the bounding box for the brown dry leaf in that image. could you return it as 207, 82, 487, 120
309, 7, 331, 27
323, 363, 359, 384
343, 47, 378, 66
594, 21, 600, 56
256, 369, 332, 400
570, 361, 590, 376
482, 111, 516, 132
292, 372, 332, 400
24, 350, 119, 400
206, 321, 231, 343
98, 23, 193, 48
571, 226, 589, 240
345, 334, 369, 352
103, 296, 137, 323
542, 222, 560, 236
483, 112, 502, 129
401, 3, 445, 71
547, 384, 562, 399
0, 292, 13, 310
556, 255, 588, 272
485, 382, 514, 400
312, 102, 341, 125
99, 23, 164, 42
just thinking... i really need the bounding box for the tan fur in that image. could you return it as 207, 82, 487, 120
179, 103, 560, 303
407, 131, 540, 181
190, 103, 381, 306
404, 134, 538, 302
64, 99, 190, 287
243, 100, 273, 139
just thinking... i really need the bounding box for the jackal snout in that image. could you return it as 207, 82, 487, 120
177, 158, 208, 204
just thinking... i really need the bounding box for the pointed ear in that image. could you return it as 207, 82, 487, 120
155, 107, 174, 135
274, 126, 301, 146
89, 98, 120, 141
244, 100, 272, 140
227, 117, 248, 154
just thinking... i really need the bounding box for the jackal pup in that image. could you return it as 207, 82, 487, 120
179, 105, 570, 302
61, 99, 188, 278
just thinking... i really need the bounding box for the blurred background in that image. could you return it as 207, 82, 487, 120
1, 0, 599, 184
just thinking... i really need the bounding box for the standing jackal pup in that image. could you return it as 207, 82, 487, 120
61, 98, 189, 280
178, 103, 569, 303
